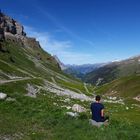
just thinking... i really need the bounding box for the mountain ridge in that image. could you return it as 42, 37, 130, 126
83, 55, 140, 85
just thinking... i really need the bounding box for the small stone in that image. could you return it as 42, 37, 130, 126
126, 107, 129, 110
6, 97, 16, 102
64, 98, 70, 102
0, 92, 7, 100
66, 112, 79, 117
61, 105, 71, 110
53, 102, 57, 106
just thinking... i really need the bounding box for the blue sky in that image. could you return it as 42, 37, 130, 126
1, 0, 140, 64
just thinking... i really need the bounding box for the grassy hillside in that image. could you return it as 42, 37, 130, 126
0, 79, 140, 140
0, 40, 91, 94
95, 75, 140, 104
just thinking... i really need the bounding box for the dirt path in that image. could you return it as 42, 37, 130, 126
84, 83, 89, 93
51, 77, 57, 84
0, 77, 32, 85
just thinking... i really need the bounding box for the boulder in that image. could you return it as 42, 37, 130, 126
25, 84, 39, 98
0, 92, 7, 100
89, 119, 109, 127
72, 104, 86, 113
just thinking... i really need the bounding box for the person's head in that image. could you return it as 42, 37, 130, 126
95, 95, 101, 102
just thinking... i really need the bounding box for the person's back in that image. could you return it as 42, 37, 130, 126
90, 95, 109, 122
91, 102, 104, 122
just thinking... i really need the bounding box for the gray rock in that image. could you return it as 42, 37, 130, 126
15, 22, 24, 35
0, 92, 7, 100
4, 32, 17, 41
25, 84, 39, 98
89, 119, 108, 127
0, 12, 25, 39
72, 104, 86, 113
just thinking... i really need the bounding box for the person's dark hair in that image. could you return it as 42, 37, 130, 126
95, 95, 101, 101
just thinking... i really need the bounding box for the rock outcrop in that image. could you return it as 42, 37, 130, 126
0, 10, 61, 69
0, 11, 25, 38
22, 37, 41, 49
0, 10, 40, 49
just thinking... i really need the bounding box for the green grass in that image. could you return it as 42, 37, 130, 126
0, 41, 62, 78
0, 60, 29, 78
96, 75, 140, 100
0, 79, 140, 139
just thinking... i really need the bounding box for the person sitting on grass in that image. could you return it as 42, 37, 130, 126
90, 95, 109, 123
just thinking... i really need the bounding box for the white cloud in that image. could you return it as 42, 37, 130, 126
57, 51, 95, 65
24, 26, 95, 65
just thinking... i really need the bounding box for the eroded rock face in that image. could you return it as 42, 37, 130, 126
4, 32, 17, 42
0, 11, 41, 49
0, 11, 27, 45
0, 28, 4, 40
0, 11, 25, 37
22, 37, 41, 49
15, 22, 24, 35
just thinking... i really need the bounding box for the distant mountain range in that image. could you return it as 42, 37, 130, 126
63, 63, 107, 79
54, 55, 107, 79
54, 53, 140, 86
83, 55, 140, 85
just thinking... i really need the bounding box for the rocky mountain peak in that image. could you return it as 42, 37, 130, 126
0, 11, 61, 69
0, 11, 42, 49
0, 10, 26, 39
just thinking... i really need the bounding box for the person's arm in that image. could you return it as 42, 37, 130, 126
101, 109, 104, 117
101, 104, 105, 117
